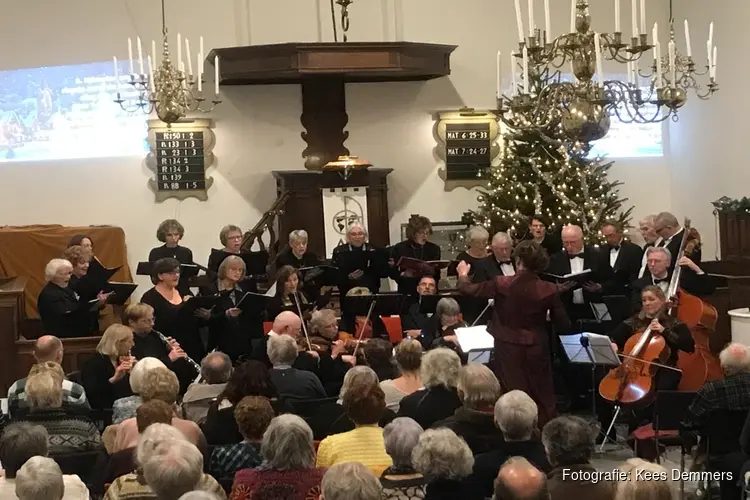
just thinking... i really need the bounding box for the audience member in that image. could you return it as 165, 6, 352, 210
614, 458, 673, 500
81, 323, 136, 409
0, 422, 89, 499
412, 428, 474, 500
8, 336, 89, 415
112, 356, 167, 424
202, 360, 277, 445
362, 338, 398, 382
380, 417, 427, 500
15, 456, 65, 500
268, 334, 326, 401
543, 416, 613, 500
398, 348, 462, 429
433, 363, 503, 454
183, 352, 233, 424
321, 462, 382, 500
316, 367, 393, 475
493, 456, 548, 500
230, 414, 325, 500
380, 339, 423, 412
209, 396, 273, 479
179, 494, 222, 500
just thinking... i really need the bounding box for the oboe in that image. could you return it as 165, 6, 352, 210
153, 329, 201, 374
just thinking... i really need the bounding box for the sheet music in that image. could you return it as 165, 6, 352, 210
560, 333, 619, 366
590, 302, 612, 321
265, 282, 277, 297
455, 326, 494, 364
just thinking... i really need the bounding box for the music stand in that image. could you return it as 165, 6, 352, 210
342, 294, 406, 319
455, 325, 494, 364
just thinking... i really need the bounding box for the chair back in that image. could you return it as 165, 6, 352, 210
284, 397, 339, 423
263, 321, 273, 335
380, 315, 403, 343
706, 409, 748, 456
654, 391, 697, 431
50, 449, 103, 484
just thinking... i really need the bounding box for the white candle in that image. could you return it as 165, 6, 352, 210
639, 0, 646, 35
594, 33, 604, 87
496, 51, 502, 97
198, 65, 202, 92
684, 20, 692, 58
707, 40, 712, 67
708, 21, 714, 47
652, 22, 658, 60
615, 0, 621, 32
113, 56, 120, 94
514, 0, 525, 42
511, 52, 518, 95
137, 37, 144, 75
630, 0, 637, 38
151, 40, 157, 69
179, 62, 187, 88
528, 0, 535, 37
544, 0, 551, 41
570, 0, 576, 33
177, 33, 182, 71
215, 56, 220, 95
522, 46, 529, 93
668, 40, 676, 88
127, 38, 134, 75
655, 42, 662, 87
199, 36, 205, 76
711, 46, 717, 80
185, 38, 193, 76
147, 55, 154, 91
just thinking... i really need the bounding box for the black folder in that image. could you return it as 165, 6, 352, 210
101, 282, 138, 306
542, 269, 594, 284
236, 292, 274, 314
298, 265, 339, 286
336, 248, 389, 275
342, 293, 406, 317
209, 249, 269, 277
76, 260, 121, 302
178, 294, 222, 319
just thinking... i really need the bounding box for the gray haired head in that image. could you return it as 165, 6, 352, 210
383, 417, 424, 467
200, 351, 232, 384
261, 414, 315, 470
541, 415, 596, 467
322, 462, 382, 500
178, 493, 222, 500
457, 363, 502, 410
494, 390, 538, 441
412, 428, 474, 480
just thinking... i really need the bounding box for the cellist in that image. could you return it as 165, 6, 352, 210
596, 285, 695, 442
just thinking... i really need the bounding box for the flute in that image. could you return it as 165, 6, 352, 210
153, 329, 201, 374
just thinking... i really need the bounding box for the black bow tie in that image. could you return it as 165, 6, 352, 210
569, 254, 584, 260
654, 277, 669, 284
498, 261, 512, 266
611, 245, 620, 251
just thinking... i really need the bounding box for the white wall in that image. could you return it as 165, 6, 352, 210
0, 0, 677, 297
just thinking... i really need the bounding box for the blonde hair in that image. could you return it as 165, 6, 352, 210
140, 367, 180, 405
26, 371, 62, 409
122, 303, 154, 326
96, 324, 132, 357
218, 255, 246, 280
62, 245, 92, 267
346, 287, 371, 297
28, 362, 65, 381
615, 458, 673, 500
421, 348, 461, 389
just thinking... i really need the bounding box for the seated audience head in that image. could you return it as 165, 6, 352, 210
639, 215, 659, 244
143, 439, 204, 500
466, 226, 490, 252
26, 370, 62, 410
289, 229, 309, 256
362, 338, 395, 379
719, 343, 750, 376
140, 366, 180, 405
394, 339, 422, 376
96, 323, 135, 359
542, 415, 595, 467
321, 462, 382, 500
178, 493, 222, 500
347, 224, 367, 247
601, 221, 624, 247
268, 333, 299, 368
645, 247, 671, 278
491, 232, 513, 262
200, 352, 233, 385
615, 458, 673, 500
219, 224, 243, 253
28, 361, 65, 380
130, 357, 168, 395
15, 456, 64, 500
309, 309, 339, 341
32, 336, 63, 364
494, 456, 548, 500
406, 216, 433, 245
495, 390, 538, 441
412, 428, 474, 481
436, 297, 461, 328
512, 241, 549, 273
457, 363, 502, 410
156, 219, 185, 246
218, 255, 246, 285
62, 245, 92, 278
343, 373, 386, 426
417, 276, 437, 296
346, 286, 371, 297
67, 234, 93, 251
135, 422, 186, 469
235, 396, 274, 442
150, 257, 181, 287
529, 216, 548, 240
561, 225, 584, 254
44, 258, 73, 287
383, 417, 424, 468
653, 212, 680, 240
340, 366, 379, 399
123, 303, 156, 334
639, 285, 666, 319
219, 360, 277, 404
0, 423, 49, 478
421, 348, 461, 390
261, 414, 316, 470
136, 399, 174, 433
272, 310, 303, 338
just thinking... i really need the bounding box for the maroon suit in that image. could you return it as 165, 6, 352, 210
458, 270, 570, 426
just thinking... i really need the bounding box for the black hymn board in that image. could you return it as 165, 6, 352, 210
155, 130, 206, 191
445, 122, 491, 180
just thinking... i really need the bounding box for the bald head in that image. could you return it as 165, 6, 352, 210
494, 457, 548, 500
273, 311, 302, 338
719, 343, 750, 376
33, 336, 63, 364
561, 225, 584, 255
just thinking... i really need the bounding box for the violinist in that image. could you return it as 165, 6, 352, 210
418, 297, 467, 352
307, 308, 340, 352
338, 287, 388, 341
269, 265, 309, 319
598, 285, 695, 441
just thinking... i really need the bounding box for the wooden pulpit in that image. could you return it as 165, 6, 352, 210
273, 168, 393, 257
0, 277, 27, 393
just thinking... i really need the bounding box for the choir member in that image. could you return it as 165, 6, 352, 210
631, 247, 715, 309
140, 257, 208, 362
338, 287, 388, 341
455, 226, 489, 268
332, 223, 381, 297
80, 324, 136, 409
275, 229, 320, 269
123, 302, 186, 366
456, 241, 570, 426
62, 245, 103, 334
401, 276, 437, 336
653, 212, 702, 269
269, 265, 308, 319
207, 224, 244, 273
67, 233, 93, 251
418, 297, 468, 353
523, 215, 562, 255
148, 219, 193, 264
473, 232, 516, 281
37, 258, 107, 338
600, 221, 644, 296
637, 215, 662, 279
389, 215, 441, 295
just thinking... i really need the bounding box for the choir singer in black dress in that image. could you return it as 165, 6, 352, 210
148, 219, 194, 294
63, 245, 108, 334
454, 226, 489, 270
207, 224, 244, 273
523, 215, 562, 255
389, 215, 442, 295
275, 229, 320, 269
332, 223, 382, 298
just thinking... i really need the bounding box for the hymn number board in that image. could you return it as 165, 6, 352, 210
444, 122, 492, 180
155, 130, 206, 191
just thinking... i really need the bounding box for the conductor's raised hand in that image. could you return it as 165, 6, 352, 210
456, 260, 471, 278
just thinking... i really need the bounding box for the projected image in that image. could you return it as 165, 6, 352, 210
0, 61, 147, 161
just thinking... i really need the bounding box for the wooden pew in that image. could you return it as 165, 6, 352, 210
15, 336, 101, 379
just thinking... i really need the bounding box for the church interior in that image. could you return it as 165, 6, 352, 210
0, 0, 749, 499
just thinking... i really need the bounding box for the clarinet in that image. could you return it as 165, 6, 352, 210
153, 329, 201, 374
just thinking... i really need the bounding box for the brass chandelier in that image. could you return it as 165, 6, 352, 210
112, 0, 221, 126
497, 0, 718, 142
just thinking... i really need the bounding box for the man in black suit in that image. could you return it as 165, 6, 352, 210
600, 222, 643, 296
653, 212, 702, 270
637, 214, 663, 278
473, 232, 516, 282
